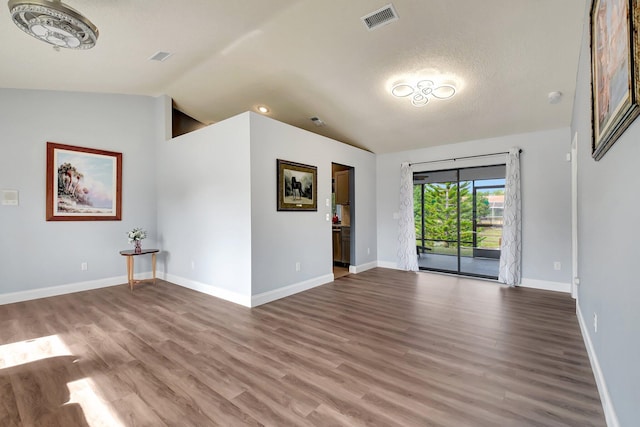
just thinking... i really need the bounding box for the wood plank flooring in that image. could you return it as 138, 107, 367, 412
0, 268, 605, 426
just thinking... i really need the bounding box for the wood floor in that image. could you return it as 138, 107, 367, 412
0, 268, 605, 426
333, 266, 350, 279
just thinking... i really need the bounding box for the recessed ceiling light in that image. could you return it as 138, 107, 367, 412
310, 116, 325, 127
257, 106, 269, 114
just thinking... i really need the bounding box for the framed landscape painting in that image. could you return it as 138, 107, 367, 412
46, 142, 122, 221
277, 159, 317, 211
591, 0, 640, 160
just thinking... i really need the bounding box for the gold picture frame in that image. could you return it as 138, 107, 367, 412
276, 159, 317, 211
591, 0, 640, 160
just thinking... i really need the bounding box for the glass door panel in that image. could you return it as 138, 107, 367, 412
460, 180, 504, 277
414, 171, 460, 275
414, 167, 505, 279
458, 180, 474, 275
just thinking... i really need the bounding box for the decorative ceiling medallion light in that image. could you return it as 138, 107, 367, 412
391, 80, 456, 107
7, 0, 99, 50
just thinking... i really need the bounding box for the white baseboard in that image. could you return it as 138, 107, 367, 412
162, 273, 251, 307
251, 273, 333, 307
376, 260, 399, 270
0, 274, 135, 305
373, 263, 570, 294
349, 261, 378, 274
576, 303, 620, 427
519, 278, 571, 293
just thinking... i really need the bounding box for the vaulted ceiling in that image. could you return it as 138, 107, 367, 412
0, 0, 587, 153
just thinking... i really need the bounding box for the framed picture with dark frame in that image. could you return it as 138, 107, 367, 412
591, 0, 640, 160
46, 142, 122, 221
277, 159, 317, 211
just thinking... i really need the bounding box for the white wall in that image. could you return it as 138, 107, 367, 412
376, 128, 573, 289
570, 4, 640, 425
156, 113, 253, 305
155, 112, 377, 305
0, 89, 160, 301
249, 113, 377, 298
0, 99, 375, 307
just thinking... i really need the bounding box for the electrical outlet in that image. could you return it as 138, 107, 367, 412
367, 247, 370, 255
593, 313, 598, 333
191, 260, 195, 270
295, 262, 301, 272
81, 262, 88, 271
553, 261, 561, 270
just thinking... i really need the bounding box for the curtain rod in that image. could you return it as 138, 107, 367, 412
409, 149, 522, 167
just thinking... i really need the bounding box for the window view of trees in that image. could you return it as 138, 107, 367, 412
413, 167, 505, 278
414, 182, 478, 248
414, 181, 503, 255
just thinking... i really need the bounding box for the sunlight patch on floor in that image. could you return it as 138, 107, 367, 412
67, 377, 124, 427
0, 334, 125, 427
0, 334, 71, 369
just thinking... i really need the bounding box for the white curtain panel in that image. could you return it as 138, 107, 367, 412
499, 148, 522, 286
398, 162, 419, 271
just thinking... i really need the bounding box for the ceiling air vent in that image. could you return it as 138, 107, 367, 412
149, 51, 172, 62
361, 4, 399, 31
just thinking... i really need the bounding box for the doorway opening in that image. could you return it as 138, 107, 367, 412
414, 164, 505, 279
332, 163, 354, 279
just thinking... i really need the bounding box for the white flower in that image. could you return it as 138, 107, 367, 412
126, 227, 147, 244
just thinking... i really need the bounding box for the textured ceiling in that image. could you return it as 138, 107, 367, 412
0, 0, 588, 153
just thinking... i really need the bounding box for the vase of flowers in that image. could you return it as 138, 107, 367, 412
127, 227, 147, 254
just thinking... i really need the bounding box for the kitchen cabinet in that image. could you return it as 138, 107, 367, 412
341, 227, 350, 264
332, 226, 350, 265
332, 227, 342, 262
335, 170, 349, 205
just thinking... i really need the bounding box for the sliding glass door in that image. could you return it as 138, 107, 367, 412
414, 165, 505, 279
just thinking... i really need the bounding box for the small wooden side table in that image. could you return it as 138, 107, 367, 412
119, 248, 160, 291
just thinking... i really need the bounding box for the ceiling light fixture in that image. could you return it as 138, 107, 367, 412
7, 0, 99, 50
391, 80, 456, 107
257, 106, 269, 114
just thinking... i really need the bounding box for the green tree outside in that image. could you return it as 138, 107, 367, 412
414, 181, 491, 251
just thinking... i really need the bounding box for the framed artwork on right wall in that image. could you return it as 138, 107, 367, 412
591, 0, 640, 160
